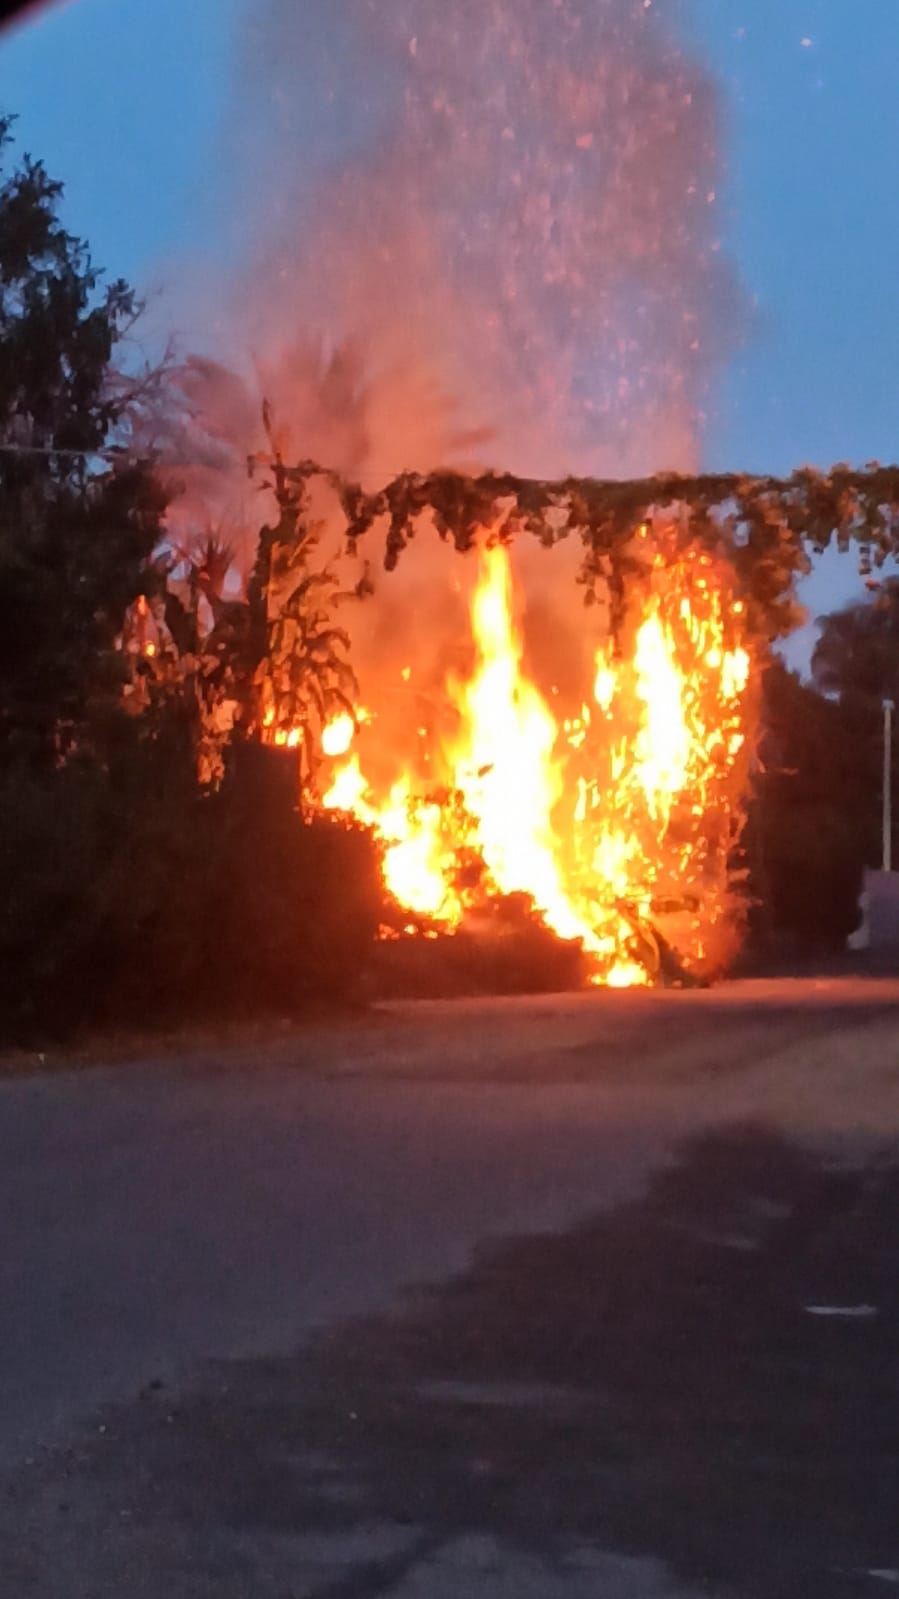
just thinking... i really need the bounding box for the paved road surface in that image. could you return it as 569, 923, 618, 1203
1, 978, 898, 1595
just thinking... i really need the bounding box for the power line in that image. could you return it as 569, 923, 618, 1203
0, 441, 128, 460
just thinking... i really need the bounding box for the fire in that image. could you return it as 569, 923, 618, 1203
319, 531, 752, 985
321, 712, 355, 758
323, 753, 369, 812
633, 610, 690, 814
444, 547, 622, 963
380, 782, 459, 921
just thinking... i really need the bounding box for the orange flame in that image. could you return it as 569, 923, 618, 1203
321, 532, 752, 984
322, 712, 355, 758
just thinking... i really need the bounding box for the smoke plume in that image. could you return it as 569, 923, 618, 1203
184, 0, 739, 484
168, 0, 743, 737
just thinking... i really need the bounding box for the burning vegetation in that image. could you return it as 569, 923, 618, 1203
126, 439, 899, 994
312, 534, 751, 986
223, 450, 770, 990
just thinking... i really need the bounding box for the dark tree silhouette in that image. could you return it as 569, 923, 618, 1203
0, 115, 168, 767
748, 660, 866, 953
812, 577, 899, 704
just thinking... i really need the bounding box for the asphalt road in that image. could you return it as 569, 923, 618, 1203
1, 977, 899, 1596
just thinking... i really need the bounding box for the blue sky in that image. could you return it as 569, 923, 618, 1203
2, 0, 898, 656
688, 0, 899, 477
0, 0, 238, 280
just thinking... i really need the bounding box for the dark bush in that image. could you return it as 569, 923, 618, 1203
743, 662, 866, 959
0, 725, 381, 1044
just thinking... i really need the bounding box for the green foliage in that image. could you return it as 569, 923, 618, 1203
0, 116, 168, 767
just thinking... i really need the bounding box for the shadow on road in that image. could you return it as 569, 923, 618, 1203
142, 1126, 899, 1596
6, 1124, 899, 1597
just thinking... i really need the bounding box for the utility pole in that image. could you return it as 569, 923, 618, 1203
884, 698, 895, 872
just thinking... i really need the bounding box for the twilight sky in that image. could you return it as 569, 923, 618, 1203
2, 0, 898, 657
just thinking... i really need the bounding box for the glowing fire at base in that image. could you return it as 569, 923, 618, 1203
320, 533, 751, 986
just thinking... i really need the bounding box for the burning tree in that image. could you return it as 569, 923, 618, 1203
115, 350, 899, 996
218, 446, 899, 990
